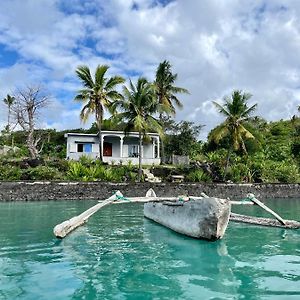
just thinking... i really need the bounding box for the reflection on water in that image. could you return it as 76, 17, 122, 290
0, 199, 299, 299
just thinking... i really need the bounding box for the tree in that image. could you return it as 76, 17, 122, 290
164, 120, 203, 159
3, 94, 15, 133
209, 90, 257, 180
154, 60, 189, 163
74, 65, 125, 161
12, 86, 50, 159
112, 78, 162, 181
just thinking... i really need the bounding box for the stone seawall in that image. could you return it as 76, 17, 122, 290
0, 182, 299, 202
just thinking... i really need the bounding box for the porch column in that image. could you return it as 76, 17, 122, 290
101, 135, 104, 158
156, 137, 160, 158
152, 138, 155, 158
120, 136, 123, 158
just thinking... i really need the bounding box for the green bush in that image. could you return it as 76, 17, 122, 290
67, 161, 86, 180
0, 165, 22, 180
66, 160, 138, 182
226, 163, 253, 183
21, 166, 62, 180
45, 159, 69, 172
261, 160, 300, 183
79, 155, 94, 166
186, 169, 212, 182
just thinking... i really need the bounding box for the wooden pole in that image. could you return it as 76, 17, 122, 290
230, 213, 300, 229
246, 193, 286, 225
53, 191, 123, 238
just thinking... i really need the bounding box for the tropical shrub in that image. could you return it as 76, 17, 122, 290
67, 161, 87, 180
186, 169, 212, 182
21, 166, 62, 180
260, 160, 300, 183
0, 165, 22, 180
66, 160, 138, 182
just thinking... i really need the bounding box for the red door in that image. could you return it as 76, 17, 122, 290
103, 142, 112, 156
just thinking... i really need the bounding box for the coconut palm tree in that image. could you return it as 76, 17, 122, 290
112, 78, 163, 181
3, 94, 15, 133
154, 60, 189, 163
74, 65, 125, 161
209, 90, 257, 180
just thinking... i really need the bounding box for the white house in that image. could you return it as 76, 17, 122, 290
65, 130, 160, 165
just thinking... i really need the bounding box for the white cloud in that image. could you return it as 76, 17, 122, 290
0, 0, 300, 139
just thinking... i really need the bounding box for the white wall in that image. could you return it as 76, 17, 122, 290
143, 143, 153, 158
66, 132, 159, 164
67, 135, 99, 160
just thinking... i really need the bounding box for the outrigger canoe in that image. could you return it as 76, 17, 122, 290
54, 190, 299, 240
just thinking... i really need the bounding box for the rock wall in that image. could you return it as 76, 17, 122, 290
0, 181, 299, 201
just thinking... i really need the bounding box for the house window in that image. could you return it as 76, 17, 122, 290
77, 143, 92, 153
129, 145, 139, 157
84, 144, 92, 153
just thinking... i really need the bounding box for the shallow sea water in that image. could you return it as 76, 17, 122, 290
0, 198, 299, 299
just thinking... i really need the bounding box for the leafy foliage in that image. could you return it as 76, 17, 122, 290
66, 159, 137, 182
112, 77, 162, 181
164, 120, 203, 159
186, 169, 212, 182
74, 64, 125, 160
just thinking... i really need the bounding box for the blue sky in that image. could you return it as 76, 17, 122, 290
0, 0, 300, 139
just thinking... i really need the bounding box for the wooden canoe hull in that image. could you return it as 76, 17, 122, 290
144, 198, 231, 241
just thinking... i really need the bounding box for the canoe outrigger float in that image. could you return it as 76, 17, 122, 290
53, 189, 300, 240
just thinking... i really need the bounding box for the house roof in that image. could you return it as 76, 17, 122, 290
64, 130, 160, 138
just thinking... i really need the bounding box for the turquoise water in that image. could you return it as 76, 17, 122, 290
0, 198, 299, 299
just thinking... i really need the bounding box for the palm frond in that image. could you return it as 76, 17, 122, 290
241, 103, 257, 118
171, 95, 183, 109
76, 65, 94, 89
95, 65, 109, 87
213, 101, 230, 117
106, 76, 125, 91
209, 123, 230, 143
80, 103, 94, 123
239, 124, 255, 139
170, 86, 190, 95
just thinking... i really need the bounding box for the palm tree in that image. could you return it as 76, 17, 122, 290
209, 90, 257, 180
112, 78, 162, 181
154, 60, 189, 163
3, 94, 15, 133
74, 65, 125, 161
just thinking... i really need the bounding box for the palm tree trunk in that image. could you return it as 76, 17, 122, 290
7, 106, 11, 133
223, 148, 231, 181
138, 131, 143, 182
159, 113, 165, 164
98, 127, 103, 161
96, 107, 103, 161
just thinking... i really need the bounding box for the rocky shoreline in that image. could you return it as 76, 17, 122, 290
0, 182, 299, 202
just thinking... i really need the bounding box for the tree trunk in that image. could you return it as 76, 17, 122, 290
138, 131, 143, 182
27, 129, 39, 159
96, 107, 103, 161
98, 127, 103, 161
7, 106, 11, 133
159, 113, 165, 164
223, 148, 231, 181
